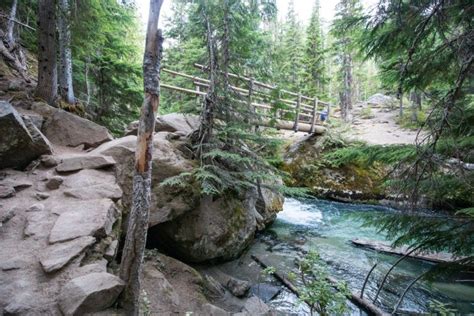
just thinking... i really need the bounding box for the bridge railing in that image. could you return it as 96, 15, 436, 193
160, 64, 332, 134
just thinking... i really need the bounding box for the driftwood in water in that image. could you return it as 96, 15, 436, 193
351, 238, 459, 263
251, 255, 389, 316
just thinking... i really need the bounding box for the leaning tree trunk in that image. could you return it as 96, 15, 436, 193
36, 0, 58, 105
118, 0, 164, 314
58, 0, 75, 104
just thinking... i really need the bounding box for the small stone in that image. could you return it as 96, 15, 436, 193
26, 203, 45, 212
249, 283, 281, 303
71, 260, 108, 278
104, 240, 118, 261
40, 236, 96, 273
35, 192, 50, 200
0, 208, 15, 225
41, 155, 60, 167
45, 176, 64, 190
241, 296, 272, 315
58, 272, 125, 315
226, 277, 250, 298
0, 184, 15, 198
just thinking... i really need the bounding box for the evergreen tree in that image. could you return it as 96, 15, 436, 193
302, 0, 326, 97
332, 0, 363, 122
281, 0, 304, 91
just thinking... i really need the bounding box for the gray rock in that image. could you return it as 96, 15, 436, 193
62, 169, 122, 201
104, 239, 118, 261
142, 263, 180, 308
226, 277, 250, 298
71, 260, 108, 278
0, 257, 27, 271
0, 208, 15, 225
46, 176, 64, 190
241, 296, 273, 315
22, 113, 44, 130
0, 101, 53, 169
202, 303, 230, 316
35, 192, 50, 200
40, 236, 96, 273
56, 155, 116, 173
58, 272, 124, 315
49, 199, 117, 243
249, 283, 281, 303
125, 113, 199, 136
37, 102, 113, 149
92, 134, 196, 226
0, 184, 15, 198
26, 203, 45, 212
24, 211, 51, 238
41, 154, 61, 167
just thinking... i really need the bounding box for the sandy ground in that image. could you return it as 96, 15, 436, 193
277, 103, 424, 146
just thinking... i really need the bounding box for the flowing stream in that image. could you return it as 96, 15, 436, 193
228, 198, 474, 315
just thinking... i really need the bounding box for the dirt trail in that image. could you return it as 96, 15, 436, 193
349, 104, 423, 145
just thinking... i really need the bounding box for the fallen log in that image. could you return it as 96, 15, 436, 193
351, 238, 460, 264
251, 255, 389, 316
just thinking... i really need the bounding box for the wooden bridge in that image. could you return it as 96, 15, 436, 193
161, 64, 331, 135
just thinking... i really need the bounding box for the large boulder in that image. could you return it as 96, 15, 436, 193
125, 113, 199, 136
31, 101, 113, 148
92, 133, 197, 226
0, 101, 53, 169
151, 191, 258, 262
95, 133, 284, 262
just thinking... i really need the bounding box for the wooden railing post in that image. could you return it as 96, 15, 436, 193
293, 92, 301, 132
310, 97, 318, 134
196, 85, 201, 106
327, 103, 331, 122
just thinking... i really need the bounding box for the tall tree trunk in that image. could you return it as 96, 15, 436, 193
7, 0, 18, 47
58, 0, 75, 104
36, 0, 58, 105
340, 51, 352, 122
118, 0, 163, 314
410, 90, 421, 122
398, 87, 404, 117
197, 15, 217, 152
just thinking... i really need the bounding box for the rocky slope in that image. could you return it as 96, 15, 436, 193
0, 89, 283, 315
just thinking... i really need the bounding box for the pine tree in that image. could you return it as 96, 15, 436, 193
302, 0, 326, 97
281, 0, 304, 91
332, 0, 363, 122
58, 0, 75, 104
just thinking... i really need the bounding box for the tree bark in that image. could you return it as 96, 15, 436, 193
118, 0, 164, 315
7, 0, 18, 47
340, 51, 353, 122
36, 0, 58, 105
58, 0, 75, 104
410, 90, 419, 122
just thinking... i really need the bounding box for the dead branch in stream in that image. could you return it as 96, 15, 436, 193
251, 255, 389, 316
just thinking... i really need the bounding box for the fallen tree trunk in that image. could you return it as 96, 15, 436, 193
351, 238, 460, 264
251, 255, 388, 316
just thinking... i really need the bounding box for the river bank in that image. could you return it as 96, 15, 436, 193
198, 197, 474, 315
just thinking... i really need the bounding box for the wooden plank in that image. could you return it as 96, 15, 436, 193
162, 68, 209, 84
310, 97, 318, 133
161, 83, 207, 96
293, 93, 302, 131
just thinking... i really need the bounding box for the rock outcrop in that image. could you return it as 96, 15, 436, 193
31, 101, 113, 149
0, 101, 53, 169
97, 131, 284, 263
125, 113, 199, 136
